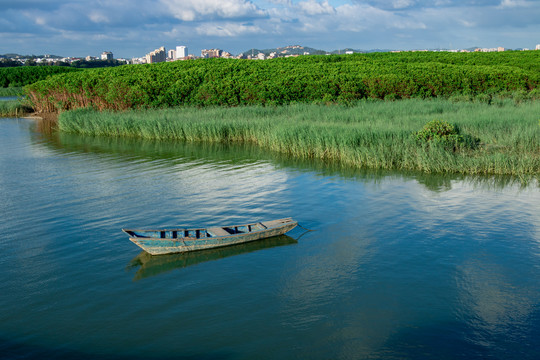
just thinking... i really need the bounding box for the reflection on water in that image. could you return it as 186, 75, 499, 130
127, 235, 297, 280
36, 120, 538, 192
0, 118, 538, 360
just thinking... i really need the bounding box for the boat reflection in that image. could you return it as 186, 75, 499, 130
127, 234, 297, 280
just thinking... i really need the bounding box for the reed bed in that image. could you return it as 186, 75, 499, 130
58, 99, 540, 176
0, 87, 23, 97
0, 100, 32, 117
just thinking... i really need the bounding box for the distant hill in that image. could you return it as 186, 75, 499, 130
240, 45, 327, 57
239, 45, 395, 57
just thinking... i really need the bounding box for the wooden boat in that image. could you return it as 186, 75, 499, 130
122, 218, 297, 255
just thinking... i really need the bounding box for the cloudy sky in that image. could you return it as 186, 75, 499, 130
1, 0, 538, 58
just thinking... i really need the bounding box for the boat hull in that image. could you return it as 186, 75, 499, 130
126, 219, 297, 255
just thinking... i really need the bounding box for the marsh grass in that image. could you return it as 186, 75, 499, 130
0, 87, 23, 97
0, 100, 33, 117
58, 99, 540, 176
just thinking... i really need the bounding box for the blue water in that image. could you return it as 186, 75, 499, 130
0, 118, 539, 359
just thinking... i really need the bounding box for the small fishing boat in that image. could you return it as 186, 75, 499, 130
122, 218, 297, 255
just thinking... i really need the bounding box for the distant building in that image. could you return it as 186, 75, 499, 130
146, 46, 166, 64
176, 46, 188, 59
201, 49, 222, 58
101, 51, 113, 60
475, 47, 499, 53
536, 44, 540, 50
86, 56, 98, 61
168, 49, 176, 60
131, 57, 147, 64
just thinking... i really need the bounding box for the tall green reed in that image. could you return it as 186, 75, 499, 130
58, 99, 540, 176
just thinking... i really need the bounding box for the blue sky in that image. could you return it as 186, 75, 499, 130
0, 0, 538, 58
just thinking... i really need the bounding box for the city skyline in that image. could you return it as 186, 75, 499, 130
1, 0, 539, 59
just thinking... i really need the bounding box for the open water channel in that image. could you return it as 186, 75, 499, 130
0, 117, 539, 359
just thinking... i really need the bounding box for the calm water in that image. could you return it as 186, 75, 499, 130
0, 117, 539, 360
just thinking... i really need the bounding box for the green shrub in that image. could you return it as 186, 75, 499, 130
415, 119, 479, 150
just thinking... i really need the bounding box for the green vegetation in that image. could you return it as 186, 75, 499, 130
415, 119, 480, 150
27, 51, 539, 113
0, 66, 80, 88
0, 100, 33, 117
58, 99, 540, 177
0, 87, 23, 96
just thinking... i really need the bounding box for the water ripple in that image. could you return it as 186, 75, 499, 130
0, 118, 539, 359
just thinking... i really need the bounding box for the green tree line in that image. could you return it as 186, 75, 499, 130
0, 66, 80, 87
25, 51, 540, 112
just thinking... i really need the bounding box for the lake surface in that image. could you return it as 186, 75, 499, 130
1, 117, 539, 360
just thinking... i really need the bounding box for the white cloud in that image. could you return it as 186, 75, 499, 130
34, 16, 47, 26
195, 22, 265, 36
497, 0, 529, 8
162, 0, 267, 21
391, 0, 416, 9
297, 0, 336, 15
333, 4, 426, 32
1, 0, 540, 58
458, 19, 476, 28
89, 11, 109, 24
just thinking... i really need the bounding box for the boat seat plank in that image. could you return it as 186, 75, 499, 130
207, 227, 230, 237
261, 218, 291, 228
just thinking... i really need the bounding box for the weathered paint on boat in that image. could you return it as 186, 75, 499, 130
122, 218, 297, 255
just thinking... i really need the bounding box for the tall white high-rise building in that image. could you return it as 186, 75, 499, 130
176, 46, 188, 59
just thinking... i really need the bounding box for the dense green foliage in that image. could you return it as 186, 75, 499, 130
58, 99, 540, 177
28, 51, 539, 112
415, 119, 480, 150
0, 66, 79, 88
69, 59, 127, 69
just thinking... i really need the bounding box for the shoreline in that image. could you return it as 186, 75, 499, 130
25, 112, 59, 122
55, 99, 540, 177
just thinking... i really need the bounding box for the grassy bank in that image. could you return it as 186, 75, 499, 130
0, 100, 33, 117
58, 99, 540, 177
28, 51, 539, 112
